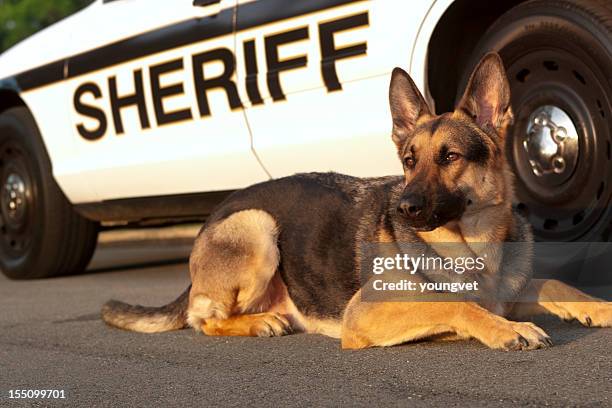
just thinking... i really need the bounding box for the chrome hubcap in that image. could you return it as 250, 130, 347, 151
2, 172, 27, 226
0, 142, 35, 256
523, 105, 579, 184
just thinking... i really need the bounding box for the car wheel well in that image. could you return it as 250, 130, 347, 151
427, 0, 527, 113
0, 90, 26, 114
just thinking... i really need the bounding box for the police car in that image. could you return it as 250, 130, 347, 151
0, 0, 609, 279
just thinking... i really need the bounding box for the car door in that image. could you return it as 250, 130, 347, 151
234, 0, 434, 178
65, 0, 268, 202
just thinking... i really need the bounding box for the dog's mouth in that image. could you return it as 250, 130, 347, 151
397, 187, 468, 231
397, 202, 467, 231
408, 224, 439, 232
402, 220, 445, 232
398, 213, 444, 231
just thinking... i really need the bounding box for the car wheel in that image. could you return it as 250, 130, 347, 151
461, 0, 612, 241
459, 0, 612, 282
0, 107, 98, 279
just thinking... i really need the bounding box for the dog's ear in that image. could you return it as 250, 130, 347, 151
457, 53, 512, 134
389, 67, 431, 148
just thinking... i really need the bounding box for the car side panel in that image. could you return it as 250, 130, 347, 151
408, 0, 455, 111
237, 0, 434, 178
0, 4, 100, 203
19, 85, 100, 203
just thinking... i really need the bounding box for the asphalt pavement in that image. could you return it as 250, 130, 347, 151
0, 235, 611, 407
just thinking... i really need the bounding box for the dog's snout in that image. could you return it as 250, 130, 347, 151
398, 194, 424, 218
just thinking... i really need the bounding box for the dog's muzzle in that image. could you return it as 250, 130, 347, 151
397, 189, 467, 230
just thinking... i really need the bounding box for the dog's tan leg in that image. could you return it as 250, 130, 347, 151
185, 210, 294, 336
201, 312, 292, 337
341, 290, 552, 351
510, 279, 612, 327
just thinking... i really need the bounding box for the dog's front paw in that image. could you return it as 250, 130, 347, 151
480, 321, 552, 351
250, 312, 293, 337
558, 302, 612, 327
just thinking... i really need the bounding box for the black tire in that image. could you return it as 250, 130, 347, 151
460, 0, 612, 245
0, 107, 98, 279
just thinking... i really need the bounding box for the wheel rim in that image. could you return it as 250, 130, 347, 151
0, 142, 35, 258
506, 47, 611, 241
523, 105, 579, 182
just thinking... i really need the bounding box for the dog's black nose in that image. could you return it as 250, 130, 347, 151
398, 195, 424, 218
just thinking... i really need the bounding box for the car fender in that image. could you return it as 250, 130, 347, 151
409, 0, 455, 110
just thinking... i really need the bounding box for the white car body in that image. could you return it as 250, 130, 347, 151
0, 0, 455, 205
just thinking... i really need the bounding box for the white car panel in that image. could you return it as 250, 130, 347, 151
245, 75, 399, 177
71, 0, 222, 59
19, 84, 101, 203
237, 0, 430, 178
62, 0, 268, 201
0, 8, 84, 79
408, 0, 455, 110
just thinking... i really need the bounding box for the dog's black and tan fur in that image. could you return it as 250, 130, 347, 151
102, 53, 612, 350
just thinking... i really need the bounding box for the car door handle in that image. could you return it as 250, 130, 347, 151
193, 0, 221, 6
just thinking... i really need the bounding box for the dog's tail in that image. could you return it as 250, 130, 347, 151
101, 285, 191, 333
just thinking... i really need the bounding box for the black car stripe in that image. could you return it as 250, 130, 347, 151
8, 0, 366, 93
69, 10, 234, 80
14, 60, 65, 93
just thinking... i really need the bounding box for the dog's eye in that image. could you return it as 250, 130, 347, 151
404, 157, 416, 168
444, 152, 460, 163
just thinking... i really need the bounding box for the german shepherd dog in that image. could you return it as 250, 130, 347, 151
102, 53, 612, 350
